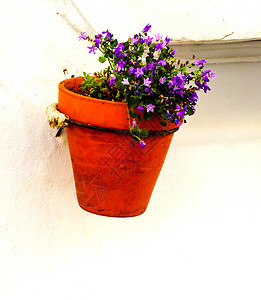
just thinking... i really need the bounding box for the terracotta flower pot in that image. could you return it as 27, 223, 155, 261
58, 77, 180, 217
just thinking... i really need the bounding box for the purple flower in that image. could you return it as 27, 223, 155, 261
102, 29, 112, 39
203, 84, 211, 93
148, 62, 155, 70
169, 72, 186, 89
87, 45, 97, 54
176, 111, 184, 118
171, 50, 177, 56
114, 43, 125, 58
173, 86, 185, 97
139, 140, 146, 149
193, 59, 206, 66
195, 81, 203, 89
94, 39, 101, 48
116, 60, 126, 71
145, 88, 153, 94
143, 24, 152, 33
210, 71, 217, 79
176, 104, 187, 118
143, 78, 152, 87
132, 120, 137, 127
129, 66, 135, 75
203, 70, 217, 79
108, 76, 116, 86
159, 77, 166, 84
167, 110, 173, 121
147, 104, 155, 113
94, 35, 101, 47
145, 36, 153, 44
137, 106, 144, 113
155, 33, 163, 41
131, 35, 138, 44
188, 91, 198, 104
196, 80, 211, 93
165, 36, 172, 44
122, 78, 129, 85
79, 32, 86, 41
161, 41, 168, 49
134, 68, 144, 78
155, 42, 163, 51
175, 119, 182, 126
202, 74, 210, 84
158, 59, 166, 66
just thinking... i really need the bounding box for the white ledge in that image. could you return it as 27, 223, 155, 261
169, 39, 261, 64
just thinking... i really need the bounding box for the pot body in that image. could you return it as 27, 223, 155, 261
58, 77, 180, 217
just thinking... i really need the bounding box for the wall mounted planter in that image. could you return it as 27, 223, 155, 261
57, 77, 180, 217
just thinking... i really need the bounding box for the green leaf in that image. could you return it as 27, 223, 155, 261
139, 128, 148, 137
112, 40, 118, 48
116, 90, 120, 98
143, 110, 154, 120
115, 77, 121, 86
128, 98, 138, 108
98, 56, 107, 63
187, 107, 195, 116
131, 128, 139, 136
123, 41, 129, 49
159, 120, 168, 127
129, 111, 137, 119
161, 112, 168, 120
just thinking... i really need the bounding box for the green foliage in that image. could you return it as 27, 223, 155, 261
98, 56, 106, 63
143, 111, 154, 120
159, 120, 168, 127
80, 69, 125, 102
129, 111, 137, 119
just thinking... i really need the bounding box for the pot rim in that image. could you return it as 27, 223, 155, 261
58, 76, 181, 131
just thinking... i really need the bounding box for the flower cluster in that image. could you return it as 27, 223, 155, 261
79, 24, 216, 148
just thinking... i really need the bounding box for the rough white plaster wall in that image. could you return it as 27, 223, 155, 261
72, 0, 261, 41
1, 1, 261, 299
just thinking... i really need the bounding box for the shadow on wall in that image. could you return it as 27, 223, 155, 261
178, 61, 261, 145
56, 0, 96, 36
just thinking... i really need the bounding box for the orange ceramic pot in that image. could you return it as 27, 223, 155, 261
58, 77, 180, 217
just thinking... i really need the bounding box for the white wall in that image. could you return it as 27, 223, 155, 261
1, 1, 261, 299
61, 0, 261, 41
